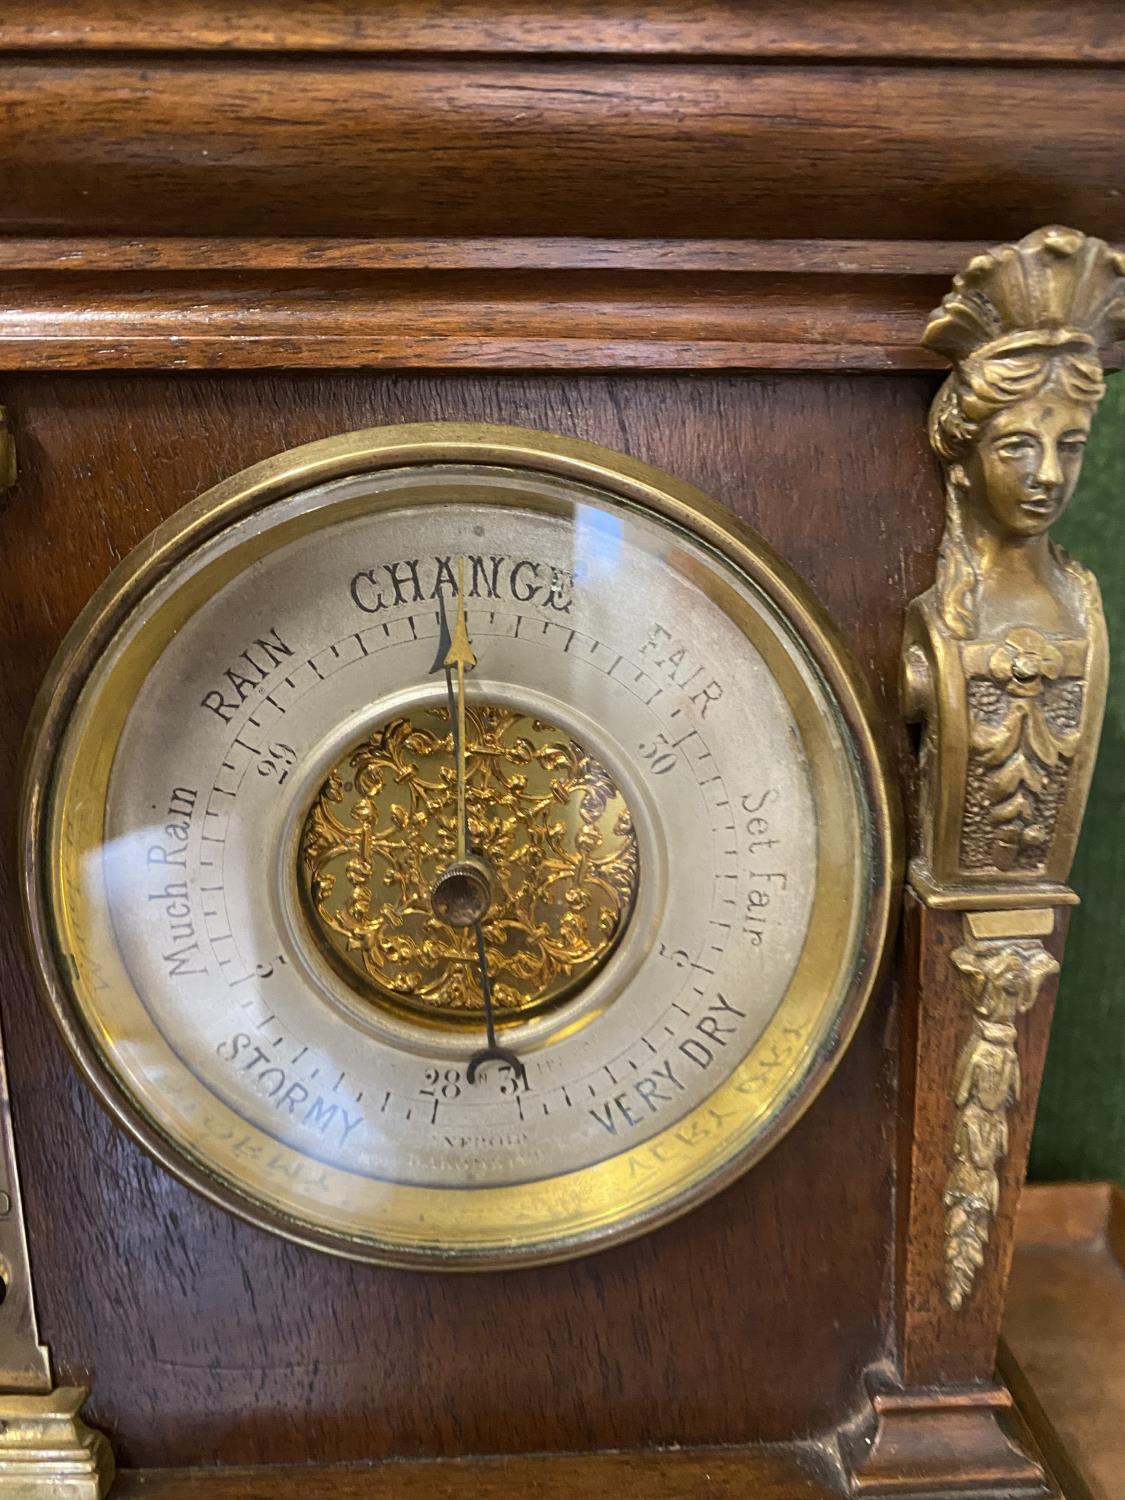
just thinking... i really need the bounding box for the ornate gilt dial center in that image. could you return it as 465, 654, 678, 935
299, 703, 640, 1025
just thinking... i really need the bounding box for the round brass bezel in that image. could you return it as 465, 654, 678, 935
19, 422, 902, 1270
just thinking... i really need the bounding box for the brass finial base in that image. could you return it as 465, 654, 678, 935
0, 1387, 114, 1498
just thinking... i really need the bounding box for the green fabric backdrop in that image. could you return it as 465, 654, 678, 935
1029, 371, 1124, 1182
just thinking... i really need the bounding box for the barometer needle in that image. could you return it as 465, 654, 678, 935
443, 558, 476, 861
432, 561, 526, 1093
431, 582, 461, 808
467, 921, 526, 1091
473, 922, 497, 1049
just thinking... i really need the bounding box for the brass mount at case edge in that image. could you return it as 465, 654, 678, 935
0, 1388, 114, 1499
0, 1001, 113, 1494
0, 395, 114, 1496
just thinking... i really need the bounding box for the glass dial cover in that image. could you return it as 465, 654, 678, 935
21, 424, 899, 1268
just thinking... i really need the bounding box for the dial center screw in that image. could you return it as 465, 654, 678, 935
431, 853, 495, 929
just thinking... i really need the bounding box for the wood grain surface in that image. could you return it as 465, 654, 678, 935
2, 61, 1122, 243
0, 267, 951, 373
108, 1445, 839, 1499
0, 240, 986, 375
0, 240, 1001, 274
1002, 1183, 1125, 1500
0, 369, 940, 1467
4, 1, 1123, 62
3, 239, 1120, 376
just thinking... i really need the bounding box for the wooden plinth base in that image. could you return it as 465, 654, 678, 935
842, 1370, 1052, 1497
111, 1447, 841, 1499
106, 1416, 1069, 1500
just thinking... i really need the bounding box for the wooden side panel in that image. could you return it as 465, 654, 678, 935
1, 62, 1122, 241
0, 370, 938, 1467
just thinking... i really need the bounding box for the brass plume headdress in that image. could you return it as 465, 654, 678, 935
923, 228, 1125, 642
924, 225, 1125, 365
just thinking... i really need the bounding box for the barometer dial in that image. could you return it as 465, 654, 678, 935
21, 425, 898, 1268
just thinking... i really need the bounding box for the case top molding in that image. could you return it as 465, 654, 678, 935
3, 2, 1125, 62
0, 238, 1122, 374
0, 3, 1123, 373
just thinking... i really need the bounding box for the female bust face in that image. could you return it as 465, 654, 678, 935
960, 386, 1092, 539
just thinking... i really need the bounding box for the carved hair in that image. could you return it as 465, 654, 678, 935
921, 226, 1124, 640
928, 344, 1105, 638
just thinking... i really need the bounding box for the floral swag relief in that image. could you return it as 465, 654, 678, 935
961, 626, 1085, 874
944, 936, 1059, 1310
902, 227, 1125, 1308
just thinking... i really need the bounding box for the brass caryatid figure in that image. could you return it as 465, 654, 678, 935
903, 226, 1125, 1307
904, 226, 1124, 902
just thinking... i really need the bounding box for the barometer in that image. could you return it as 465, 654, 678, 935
21, 424, 897, 1268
